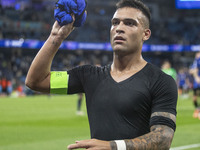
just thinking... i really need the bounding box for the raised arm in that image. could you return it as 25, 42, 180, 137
67, 112, 176, 150
25, 19, 75, 93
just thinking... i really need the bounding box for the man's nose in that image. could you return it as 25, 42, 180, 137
116, 22, 125, 33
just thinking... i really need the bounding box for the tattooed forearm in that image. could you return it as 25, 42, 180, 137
132, 125, 174, 150
125, 139, 134, 150
129, 125, 173, 150
110, 125, 174, 150
110, 112, 176, 150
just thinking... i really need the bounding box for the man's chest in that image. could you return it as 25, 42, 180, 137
86, 77, 152, 114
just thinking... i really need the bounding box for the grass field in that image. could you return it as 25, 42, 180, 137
0, 94, 200, 150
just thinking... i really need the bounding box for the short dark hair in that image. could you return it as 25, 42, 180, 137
116, 0, 151, 27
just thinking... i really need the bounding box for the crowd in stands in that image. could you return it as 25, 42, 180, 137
0, 46, 197, 97
0, 0, 200, 44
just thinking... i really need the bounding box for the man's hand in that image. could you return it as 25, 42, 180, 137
67, 139, 111, 150
51, 16, 75, 41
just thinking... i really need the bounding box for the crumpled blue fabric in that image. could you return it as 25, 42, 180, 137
54, 0, 87, 27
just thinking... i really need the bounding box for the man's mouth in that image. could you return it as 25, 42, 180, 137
114, 36, 126, 43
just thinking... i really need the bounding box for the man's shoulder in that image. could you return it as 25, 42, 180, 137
145, 64, 177, 95
143, 63, 164, 77
68, 64, 109, 75
143, 63, 176, 83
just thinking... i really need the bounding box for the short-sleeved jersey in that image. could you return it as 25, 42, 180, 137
67, 63, 177, 141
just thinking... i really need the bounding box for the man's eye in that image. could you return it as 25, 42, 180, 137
112, 20, 119, 26
125, 21, 134, 26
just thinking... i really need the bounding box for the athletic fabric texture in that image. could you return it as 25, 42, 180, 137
67, 63, 178, 140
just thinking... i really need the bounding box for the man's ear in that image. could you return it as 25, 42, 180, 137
143, 29, 151, 41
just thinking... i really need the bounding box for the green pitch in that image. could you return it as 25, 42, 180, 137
0, 94, 200, 150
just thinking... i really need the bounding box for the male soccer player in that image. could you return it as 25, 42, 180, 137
189, 52, 200, 119
26, 0, 178, 149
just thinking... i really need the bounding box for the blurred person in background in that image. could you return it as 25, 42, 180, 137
177, 67, 190, 99
0, 75, 2, 95
0, 75, 12, 96
75, 61, 85, 116
76, 93, 84, 115
26, 0, 178, 149
189, 52, 200, 119
161, 60, 177, 81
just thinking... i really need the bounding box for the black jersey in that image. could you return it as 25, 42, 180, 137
67, 63, 177, 141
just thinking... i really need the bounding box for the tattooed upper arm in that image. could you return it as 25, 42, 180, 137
151, 112, 176, 123
150, 112, 176, 149
150, 111, 176, 134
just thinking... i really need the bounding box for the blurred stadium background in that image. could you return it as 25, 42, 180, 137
0, 0, 200, 150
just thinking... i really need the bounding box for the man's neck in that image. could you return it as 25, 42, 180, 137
111, 52, 147, 73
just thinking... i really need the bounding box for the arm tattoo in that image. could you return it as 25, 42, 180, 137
151, 112, 176, 123
110, 141, 117, 150
52, 40, 59, 46
123, 125, 174, 150
130, 112, 175, 149
110, 112, 175, 150
125, 139, 134, 150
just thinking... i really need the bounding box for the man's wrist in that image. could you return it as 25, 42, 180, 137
110, 140, 126, 150
110, 141, 117, 150
48, 35, 63, 47
110, 140, 134, 150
